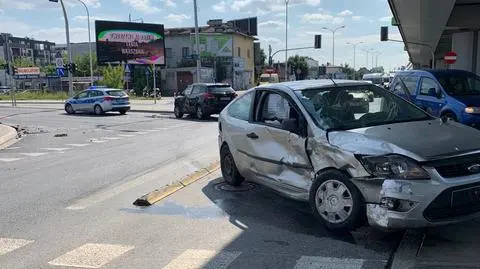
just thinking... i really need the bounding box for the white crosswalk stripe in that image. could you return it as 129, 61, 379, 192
90, 139, 106, 143
0, 238, 34, 256
293, 256, 365, 269
0, 158, 23, 162
101, 137, 123, 140
117, 134, 136, 137
41, 148, 71, 152
48, 243, 134, 268
135, 131, 149, 135
66, 144, 90, 147
19, 153, 48, 157
162, 249, 241, 269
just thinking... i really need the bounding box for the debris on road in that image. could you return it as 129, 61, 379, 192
54, 133, 68, 137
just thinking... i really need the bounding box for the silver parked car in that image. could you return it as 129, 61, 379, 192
218, 80, 480, 231
65, 86, 130, 115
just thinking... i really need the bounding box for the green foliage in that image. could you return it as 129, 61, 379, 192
74, 53, 101, 77
356, 67, 371, 79
370, 66, 384, 73
99, 64, 124, 89
341, 63, 356, 80
287, 55, 308, 80
13, 57, 35, 67
259, 48, 266, 66
0, 91, 68, 100
41, 65, 56, 74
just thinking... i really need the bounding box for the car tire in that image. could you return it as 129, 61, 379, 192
220, 144, 245, 186
196, 106, 205, 120
65, 104, 75, 114
442, 112, 457, 122
309, 170, 365, 232
174, 105, 184, 119
94, 105, 104, 115
119, 110, 127, 115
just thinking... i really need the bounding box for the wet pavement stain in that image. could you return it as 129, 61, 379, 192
121, 201, 228, 219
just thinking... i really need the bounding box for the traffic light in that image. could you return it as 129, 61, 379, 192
314, 35, 322, 49
64, 63, 76, 73
380, 26, 389, 41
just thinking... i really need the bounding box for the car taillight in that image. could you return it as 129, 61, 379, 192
204, 92, 216, 99
104, 96, 113, 101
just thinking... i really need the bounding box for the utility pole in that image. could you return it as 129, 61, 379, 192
152, 64, 157, 104
193, 0, 201, 83
59, 0, 74, 96
285, 0, 289, 81
76, 0, 93, 86
322, 25, 345, 66
346, 41, 363, 79
3, 33, 16, 107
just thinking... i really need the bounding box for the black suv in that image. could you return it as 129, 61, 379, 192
174, 83, 237, 119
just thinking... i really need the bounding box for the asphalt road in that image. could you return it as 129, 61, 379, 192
0, 107, 403, 269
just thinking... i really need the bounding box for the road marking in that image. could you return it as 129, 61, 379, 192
117, 134, 135, 137
66, 144, 90, 147
293, 256, 364, 269
48, 243, 134, 268
101, 137, 123, 140
4, 147, 21, 150
41, 148, 71, 152
163, 249, 241, 269
19, 153, 48, 157
90, 139, 106, 144
0, 158, 23, 162
135, 131, 149, 135
0, 238, 34, 256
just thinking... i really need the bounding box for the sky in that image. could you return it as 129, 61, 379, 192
0, 0, 409, 71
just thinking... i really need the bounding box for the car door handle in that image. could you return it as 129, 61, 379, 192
246, 132, 259, 139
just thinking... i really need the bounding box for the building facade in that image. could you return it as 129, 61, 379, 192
0, 33, 55, 66
55, 42, 96, 60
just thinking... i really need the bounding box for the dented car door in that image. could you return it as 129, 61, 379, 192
241, 90, 313, 199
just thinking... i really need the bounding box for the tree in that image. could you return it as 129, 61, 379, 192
13, 57, 34, 67
370, 66, 384, 73
341, 63, 356, 80
74, 53, 101, 77
40, 65, 56, 74
259, 48, 266, 67
99, 64, 124, 89
287, 55, 308, 80
356, 67, 370, 80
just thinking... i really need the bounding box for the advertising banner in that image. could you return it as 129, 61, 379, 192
191, 34, 233, 57
95, 20, 165, 65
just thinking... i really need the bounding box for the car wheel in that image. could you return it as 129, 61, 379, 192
196, 106, 205, 120
174, 105, 184, 119
442, 112, 457, 122
220, 145, 244, 186
65, 104, 75, 114
119, 110, 127, 115
94, 105, 104, 115
310, 170, 365, 232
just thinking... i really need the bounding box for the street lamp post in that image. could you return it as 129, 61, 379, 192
346, 41, 363, 73
193, 0, 201, 83
50, 0, 74, 96
363, 49, 372, 69
75, 0, 93, 86
322, 25, 345, 66
285, 0, 289, 81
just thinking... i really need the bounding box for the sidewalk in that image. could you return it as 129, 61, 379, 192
0, 124, 18, 149
0, 98, 175, 113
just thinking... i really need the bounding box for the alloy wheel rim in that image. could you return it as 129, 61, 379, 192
315, 179, 353, 224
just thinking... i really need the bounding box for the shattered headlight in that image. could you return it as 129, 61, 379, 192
356, 154, 430, 180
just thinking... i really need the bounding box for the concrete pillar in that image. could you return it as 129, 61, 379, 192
451, 32, 473, 71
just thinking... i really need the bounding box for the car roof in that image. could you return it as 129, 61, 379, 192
394, 69, 476, 76
261, 79, 372, 92
191, 83, 231, 87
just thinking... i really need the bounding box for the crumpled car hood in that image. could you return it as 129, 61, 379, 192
328, 120, 480, 161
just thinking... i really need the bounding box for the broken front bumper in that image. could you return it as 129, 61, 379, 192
363, 168, 480, 229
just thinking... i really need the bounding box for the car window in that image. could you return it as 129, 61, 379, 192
192, 85, 203, 95
257, 92, 298, 129
227, 92, 253, 121
436, 72, 480, 96
295, 85, 431, 130
184, 86, 193, 95
399, 75, 419, 95
420, 77, 439, 96
106, 90, 126, 97
76, 91, 88, 99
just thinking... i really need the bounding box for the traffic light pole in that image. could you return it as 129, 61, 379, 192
59, 0, 74, 96
3, 33, 16, 107
268, 46, 314, 67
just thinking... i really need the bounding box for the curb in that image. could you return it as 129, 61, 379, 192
0, 124, 18, 149
133, 161, 220, 206
130, 109, 174, 114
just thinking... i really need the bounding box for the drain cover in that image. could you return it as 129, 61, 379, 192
215, 182, 257, 192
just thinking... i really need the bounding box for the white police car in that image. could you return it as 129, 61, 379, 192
65, 86, 130, 115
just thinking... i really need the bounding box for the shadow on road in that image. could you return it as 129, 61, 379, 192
62, 112, 126, 117
174, 114, 219, 122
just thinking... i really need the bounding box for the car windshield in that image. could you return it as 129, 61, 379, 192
295, 84, 431, 130
260, 76, 276, 83
106, 90, 127, 97
208, 86, 234, 93
435, 73, 480, 96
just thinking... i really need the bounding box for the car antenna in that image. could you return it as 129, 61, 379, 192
329, 77, 338, 87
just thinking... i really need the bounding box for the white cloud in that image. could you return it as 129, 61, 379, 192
302, 12, 344, 24
166, 13, 190, 23
74, 15, 120, 22
75, 0, 101, 8
256, 8, 268, 16
212, 1, 227, 12
379, 16, 391, 22
232, 0, 253, 11
121, 0, 161, 13
162, 0, 177, 7
338, 9, 353, 17
352, 16, 365, 21
184, 0, 192, 3
258, 20, 285, 28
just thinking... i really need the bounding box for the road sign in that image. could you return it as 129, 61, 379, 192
445, 51, 457, 64
56, 68, 65, 77
55, 51, 62, 58
55, 57, 64, 68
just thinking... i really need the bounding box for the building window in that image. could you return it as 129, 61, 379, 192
166, 48, 173, 58
237, 47, 241, 57
182, 47, 189, 58
247, 49, 250, 59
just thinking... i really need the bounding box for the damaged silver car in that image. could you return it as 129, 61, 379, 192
218, 80, 480, 231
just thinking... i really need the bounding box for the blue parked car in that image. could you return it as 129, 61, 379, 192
390, 69, 480, 127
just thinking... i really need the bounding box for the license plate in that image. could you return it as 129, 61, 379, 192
452, 186, 480, 207
220, 97, 230, 101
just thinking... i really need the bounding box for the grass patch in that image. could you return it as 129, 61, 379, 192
0, 91, 69, 101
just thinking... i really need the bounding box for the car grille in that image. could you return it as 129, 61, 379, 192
424, 182, 480, 222
427, 153, 480, 178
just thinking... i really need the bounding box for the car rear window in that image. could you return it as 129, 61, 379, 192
208, 86, 234, 93
106, 90, 127, 97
